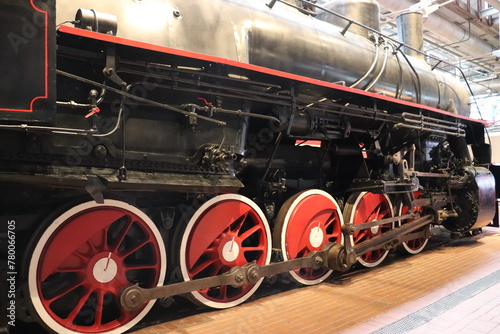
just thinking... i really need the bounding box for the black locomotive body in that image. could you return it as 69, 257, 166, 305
0, 0, 496, 333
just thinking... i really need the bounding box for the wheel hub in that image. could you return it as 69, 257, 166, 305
309, 224, 325, 248
221, 237, 240, 263
92, 253, 118, 283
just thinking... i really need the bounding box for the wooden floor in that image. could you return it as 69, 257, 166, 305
130, 226, 500, 334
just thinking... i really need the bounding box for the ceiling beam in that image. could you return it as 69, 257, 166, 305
479, 7, 498, 18
378, 0, 495, 56
484, 1, 500, 53
484, 0, 500, 12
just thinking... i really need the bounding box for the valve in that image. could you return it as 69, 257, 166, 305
85, 107, 100, 118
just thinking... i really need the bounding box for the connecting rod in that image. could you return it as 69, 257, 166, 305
120, 214, 433, 311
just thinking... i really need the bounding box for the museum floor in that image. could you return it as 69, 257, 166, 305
131, 226, 500, 334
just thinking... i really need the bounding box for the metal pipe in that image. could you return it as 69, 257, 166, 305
57, 70, 227, 126
393, 123, 466, 136
400, 116, 466, 131
0, 97, 125, 137
365, 41, 390, 91
350, 38, 380, 88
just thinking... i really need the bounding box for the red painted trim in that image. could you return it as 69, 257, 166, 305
0, 0, 49, 113
58, 25, 486, 125
295, 140, 322, 147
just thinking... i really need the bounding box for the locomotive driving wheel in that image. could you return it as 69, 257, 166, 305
178, 194, 271, 309
396, 192, 429, 255
273, 189, 344, 285
344, 192, 394, 267
25, 199, 167, 334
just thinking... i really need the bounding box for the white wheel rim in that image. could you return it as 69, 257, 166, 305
179, 194, 271, 309
280, 189, 344, 285
397, 201, 429, 254
345, 192, 394, 268
28, 199, 167, 334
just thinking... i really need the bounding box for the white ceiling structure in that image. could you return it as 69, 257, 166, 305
376, 0, 500, 97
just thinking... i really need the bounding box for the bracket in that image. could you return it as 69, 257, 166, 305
103, 46, 127, 87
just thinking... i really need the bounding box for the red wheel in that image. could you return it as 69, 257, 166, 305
344, 192, 394, 267
396, 192, 429, 254
27, 200, 167, 334
179, 194, 271, 309
273, 189, 344, 285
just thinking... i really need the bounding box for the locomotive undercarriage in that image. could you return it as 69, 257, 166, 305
0, 29, 496, 334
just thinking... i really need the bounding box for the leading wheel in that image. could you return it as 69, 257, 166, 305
273, 189, 344, 285
178, 194, 271, 309
344, 192, 394, 267
26, 200, 167, 334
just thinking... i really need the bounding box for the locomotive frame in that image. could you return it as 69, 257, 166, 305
0, 0, 497, 333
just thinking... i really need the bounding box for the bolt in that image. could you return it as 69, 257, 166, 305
315, 256, 324, 265
123, 288, 143, 310
235, 273, 244, 283
94, 145, 107, 158
89, 89, 99, 99
173, 9, 182, 18
103, 67, 114, 76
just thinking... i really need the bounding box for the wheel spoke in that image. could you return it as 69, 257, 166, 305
354, 230, 368, 243
102, 225, 109, 250
73, 251, 89, 261
65, 289, 92, 323
46, 280, 85, 304
378, 206, 391, 220
86, 239, 99, 254
120, 239, 150, 258
189, 258, 217, 277
219, 285, 228, 300
210, 263, 225, 276
242, 245, 266, 252
369, 205, 382, 222
94, 290, 105, 327
125, 263, 161, 271
303, 267, 313, 278
324, 214, 342, 242
53, 266, 87, 274
111, 218, 133, 252
239, 224, 261, 241
231, 212, 248, 235
296, 246, 309, 258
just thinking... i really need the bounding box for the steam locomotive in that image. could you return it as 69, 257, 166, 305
0, 0, 496, 333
